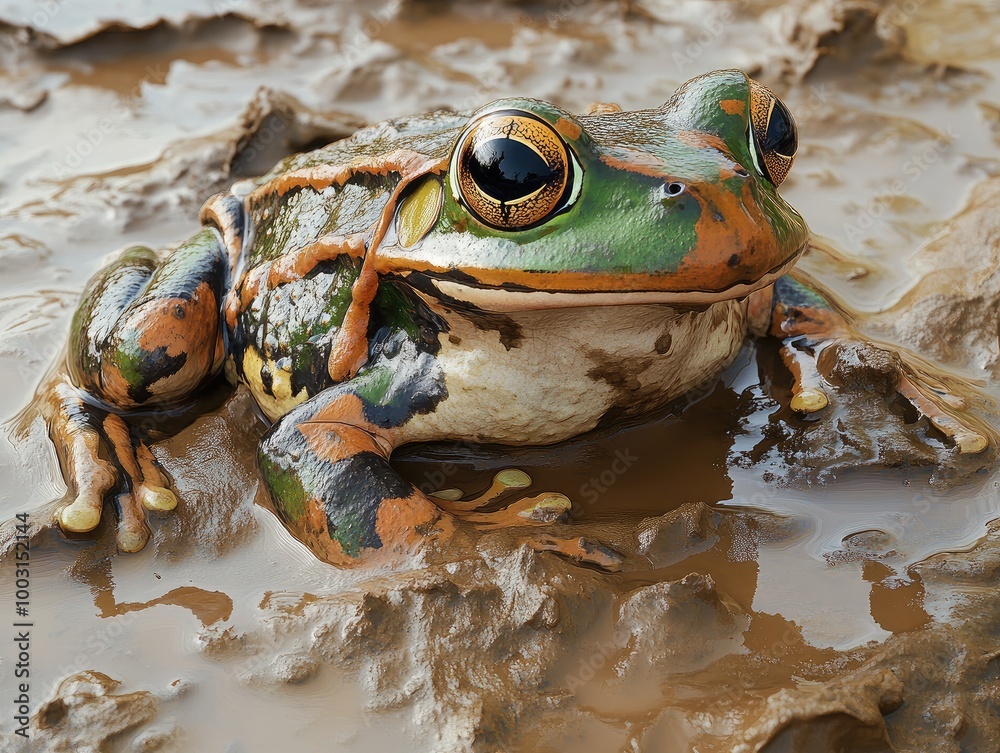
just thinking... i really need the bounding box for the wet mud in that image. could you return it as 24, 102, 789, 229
3, 1, 1000, 751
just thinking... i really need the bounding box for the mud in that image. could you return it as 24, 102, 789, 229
3, 0, 1000, 751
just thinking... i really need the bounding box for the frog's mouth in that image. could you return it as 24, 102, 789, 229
403, 256, 798, 312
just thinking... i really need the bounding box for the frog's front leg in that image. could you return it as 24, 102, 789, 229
45, 228, 229, 551
258, 333, 573, 563
257, 335, 452, 563
757, 273, 989, 454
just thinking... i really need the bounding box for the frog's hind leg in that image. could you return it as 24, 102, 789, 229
44, 228, 228, 550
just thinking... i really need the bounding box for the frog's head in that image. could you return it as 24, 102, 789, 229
381, 69, 809, 311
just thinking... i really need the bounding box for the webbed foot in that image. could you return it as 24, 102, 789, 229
782, 336, 990, 455
431, 469, 572, 529
48, 380, 179, 552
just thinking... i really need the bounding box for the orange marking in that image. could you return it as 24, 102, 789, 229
327, 157, 448, 382
237, 233, 366, 310
135, 283, 218, 359
296, 420, 385, 466
599, 148, 670, 178
267, 233, 366, 288
103, 414, 142, 482
554, 116, 583, 140
224, 289, 240, 330
328, 259, 380, 382
676, 130, 731, 153
375, 492, 455, 552
669, 180, 804, 294
299, 392, 394, 454
249, 149, 443, 201
719, 99, 745, 115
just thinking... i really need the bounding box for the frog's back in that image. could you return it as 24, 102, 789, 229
243, 110, 468, 268
228, 110, 467, 420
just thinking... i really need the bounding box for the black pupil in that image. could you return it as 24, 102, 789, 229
763, 100, 797, 158
466, 137, 556, 202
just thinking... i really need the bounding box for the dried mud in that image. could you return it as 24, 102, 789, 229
3, 1, 1000, 752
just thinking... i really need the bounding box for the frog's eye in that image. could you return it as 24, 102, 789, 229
453, 110, 575, 230
747, 80, 798, 187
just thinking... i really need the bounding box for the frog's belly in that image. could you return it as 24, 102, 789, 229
396, 299, 748, 447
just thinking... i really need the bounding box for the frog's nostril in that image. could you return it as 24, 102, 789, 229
657, 182, 686, 204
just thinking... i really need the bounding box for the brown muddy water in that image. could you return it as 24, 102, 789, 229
3, 1, 1000, 751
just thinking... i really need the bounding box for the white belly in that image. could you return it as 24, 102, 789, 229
397, 299, 749, 447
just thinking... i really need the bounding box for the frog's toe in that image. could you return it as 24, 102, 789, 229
431, 468, 532, 512
790, 386, 829, 414
780, 342, 830, 415
115, 491, 151, 553
897, 373, 989, 455
139, 485, 178, 512
57, 493, 104, 533
528, 534, 624, 571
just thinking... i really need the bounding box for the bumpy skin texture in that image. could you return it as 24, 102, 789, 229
40, 69, 984, 562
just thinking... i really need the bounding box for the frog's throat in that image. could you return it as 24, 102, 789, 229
401, 251, 801, 313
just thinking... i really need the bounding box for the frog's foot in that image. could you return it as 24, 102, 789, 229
99, 413, 179, 552
48, 379, 118, 536
785, 337, 989, 455
430, 469, 572, 529
47, 380, 178, 552
896, 370, 989, 454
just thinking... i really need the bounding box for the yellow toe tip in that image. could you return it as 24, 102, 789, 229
141, 486, 178, 512
430, 488, 464, 501
59, 504, 101, 533
958, 433, 989, 455
521, 493, 572, 522
117, 528, 149, 553
791, 388, 829, 414
496, 469, 531, 489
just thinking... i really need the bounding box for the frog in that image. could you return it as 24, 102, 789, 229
37, 69, 988, 565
